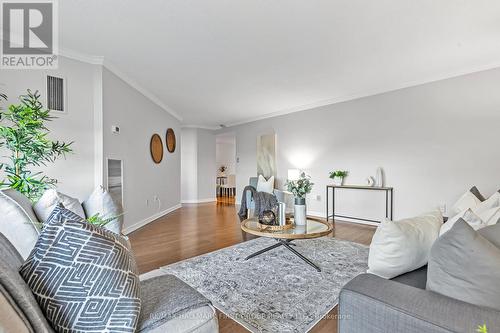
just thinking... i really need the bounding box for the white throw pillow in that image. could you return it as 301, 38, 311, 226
449, 188, 483, 216
473, 192, 500, 225
33, 189, 85, 223
256, 175, 274, 194
0, 190, 40, 259
83, 187, 124, 234
368, 209, 443, 279
439, 209, 486, 236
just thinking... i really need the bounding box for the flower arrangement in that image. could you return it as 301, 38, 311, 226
286, 172, 314, 199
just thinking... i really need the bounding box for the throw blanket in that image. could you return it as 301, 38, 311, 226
238, 185, 278, 221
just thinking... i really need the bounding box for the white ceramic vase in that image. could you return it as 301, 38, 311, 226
294, 197, 307, 226
332, 177, 344, 186
375, 167, 384, 187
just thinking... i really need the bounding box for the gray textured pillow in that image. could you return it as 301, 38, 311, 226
19, 205, 141, 332
427, 219, 500, 310
0, 190, 40, 259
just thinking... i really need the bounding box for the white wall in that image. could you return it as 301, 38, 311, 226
216, 135, 236, 175
102, 69, 181, 232
181, 128, 198, 202
197, 129, 216, 200
0, 57, 98, 200
217, 68, 500, 221
181, 128, 216, 202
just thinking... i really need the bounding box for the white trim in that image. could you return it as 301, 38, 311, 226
93, 66, 104, 188
181, 124, 220, 130
307, 210, 380, 227
181, 198, 217, 204
103, 60, 183, 122
123, 203, 182, 235
59, 47, 104, 65
224, 62, 500, 128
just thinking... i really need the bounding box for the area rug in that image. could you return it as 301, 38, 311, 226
159, 237, 368, 333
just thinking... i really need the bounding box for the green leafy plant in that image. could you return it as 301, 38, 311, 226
329, 170, 349, 179
286, 172, 314, 198
0, 90, 73, 201
476, 324, 488, 333
86, 213, 122, 228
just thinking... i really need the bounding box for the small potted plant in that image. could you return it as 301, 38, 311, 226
286, 172, 314, 226
329, 170, 349, 186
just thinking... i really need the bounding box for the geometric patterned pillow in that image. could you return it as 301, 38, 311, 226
19, 204, 141, 332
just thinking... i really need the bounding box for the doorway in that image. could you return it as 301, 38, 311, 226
215, 133, 236, 205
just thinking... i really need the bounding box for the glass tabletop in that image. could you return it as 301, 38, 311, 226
241, 217, 333, 239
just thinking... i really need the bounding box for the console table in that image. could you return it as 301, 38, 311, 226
326, 185, 393, 223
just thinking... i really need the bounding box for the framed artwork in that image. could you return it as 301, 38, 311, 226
107, 159, 123, 207
166, 128, 176, 153
256, 133, 277, 179
150, 133, 163, 163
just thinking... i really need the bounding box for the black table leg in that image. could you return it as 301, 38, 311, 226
245, 239, 320, 271
244, 242, 282, 260
281, 240, 321, 272
326, 186, 329, 221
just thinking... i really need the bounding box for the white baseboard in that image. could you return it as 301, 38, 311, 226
181, 198, 217, 204
307, 210, 380, 227
123, 203, 182, 235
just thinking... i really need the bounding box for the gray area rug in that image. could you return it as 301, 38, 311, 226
160, 237, 368, 332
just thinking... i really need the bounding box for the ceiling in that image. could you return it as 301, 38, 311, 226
60, 0, 500, 128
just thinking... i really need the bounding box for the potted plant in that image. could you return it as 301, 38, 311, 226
329, 170, 349, 186
286, 172, 314, 226
0, 90, 73, 201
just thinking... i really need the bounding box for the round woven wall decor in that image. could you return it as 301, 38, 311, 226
166, 128, 176, 153
150, 133, 163, 163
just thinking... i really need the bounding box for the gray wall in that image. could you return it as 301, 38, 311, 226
102, 69, 181, 232
217, 67, 500, 221
0, 57, 98, 200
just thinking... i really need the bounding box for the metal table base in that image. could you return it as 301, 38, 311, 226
245, 239, 321, 272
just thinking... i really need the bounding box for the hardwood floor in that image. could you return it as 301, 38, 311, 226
129, 201, 375, 333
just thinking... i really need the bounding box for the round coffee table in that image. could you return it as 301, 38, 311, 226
240, 217, 333, 272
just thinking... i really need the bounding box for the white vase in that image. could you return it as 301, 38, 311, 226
332, 177, 344, 186
294, 197, 307, 226
375, 167, 384, 187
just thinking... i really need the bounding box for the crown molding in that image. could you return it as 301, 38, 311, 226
103, 60, 183, 121
59, 47, 104, 65
58, 47, 183, 122
225, 61, 500, 128
181, 124, 219, 130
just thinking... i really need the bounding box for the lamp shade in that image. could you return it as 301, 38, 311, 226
287, 169, 300, 181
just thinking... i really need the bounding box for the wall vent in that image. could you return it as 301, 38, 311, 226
47, 75, 65, 112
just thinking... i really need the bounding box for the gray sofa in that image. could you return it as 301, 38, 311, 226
338, 266, 500, 333
0, 233, 219, 333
